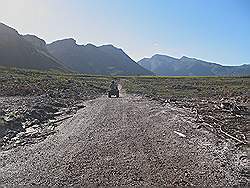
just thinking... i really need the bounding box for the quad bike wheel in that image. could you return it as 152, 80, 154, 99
108, 89, 119, 98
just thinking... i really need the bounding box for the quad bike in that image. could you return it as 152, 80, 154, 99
108, 88, 119, 98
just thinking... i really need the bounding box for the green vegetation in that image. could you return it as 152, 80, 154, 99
123, 76, 250, 100
0, 68, 114, 97
1, 68, 249, 101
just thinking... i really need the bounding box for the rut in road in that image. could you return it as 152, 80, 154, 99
0, 88, 245, 186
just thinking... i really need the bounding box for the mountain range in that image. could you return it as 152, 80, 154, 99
138, 54, 250, 76
0, 22, 249, 76
0, 22, 152, 75
46, 39, 153, 76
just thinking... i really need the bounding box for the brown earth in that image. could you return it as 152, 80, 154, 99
0, 86, 248, 186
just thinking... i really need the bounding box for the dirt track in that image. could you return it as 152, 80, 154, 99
0, 88, 247, 186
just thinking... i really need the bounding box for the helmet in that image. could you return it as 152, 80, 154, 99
111, 80, 115, 83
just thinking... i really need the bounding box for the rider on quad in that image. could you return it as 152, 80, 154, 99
108, 80, 119, 98
110, 80, 118, 90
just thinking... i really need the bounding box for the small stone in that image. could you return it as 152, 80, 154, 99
32, 124, 40, 129
15, 140, 21, 144
26, 127, 38, 133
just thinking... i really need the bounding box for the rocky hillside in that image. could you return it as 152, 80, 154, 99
0, 23, 68, 72
139, 54, 250, 76
47, 39, 153, 76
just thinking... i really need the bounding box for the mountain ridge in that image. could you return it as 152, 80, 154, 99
0, 22, 69, 72
0, 22, 249, 76
138, 54, 250, 76
47, 38, 154, 76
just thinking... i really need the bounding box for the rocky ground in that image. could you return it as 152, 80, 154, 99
123, 77, 250, 185
0, 71, 249, 186
146, 96, 249, 144
124, 77, 249, 146
0, 96, 86, 151
0, 89, 248, 186
0, 69, 111, 151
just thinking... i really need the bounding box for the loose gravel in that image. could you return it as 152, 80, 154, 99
0, 92, 248, 186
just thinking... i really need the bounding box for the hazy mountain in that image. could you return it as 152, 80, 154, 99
0, 23, 68, 72
138, 54, 250, 76
2, 22, 248, 76
47, 39, 153, 76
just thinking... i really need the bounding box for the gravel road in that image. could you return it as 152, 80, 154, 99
0, 88, 247, 186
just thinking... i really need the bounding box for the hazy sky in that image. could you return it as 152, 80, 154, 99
0, 0, 249, 65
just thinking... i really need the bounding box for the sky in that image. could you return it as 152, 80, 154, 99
0, 0, 249, 65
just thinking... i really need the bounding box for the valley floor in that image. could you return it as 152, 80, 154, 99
0, 89, 248, 186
